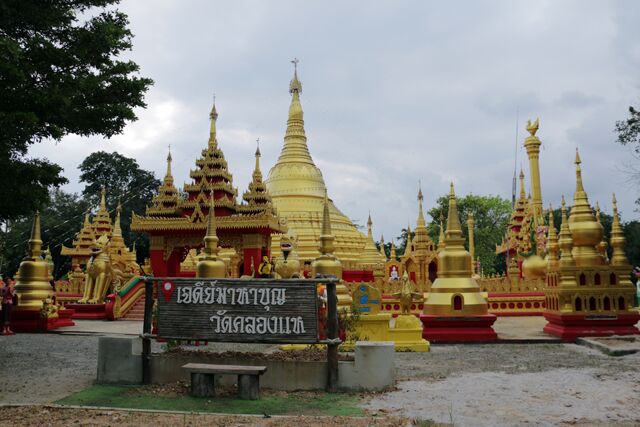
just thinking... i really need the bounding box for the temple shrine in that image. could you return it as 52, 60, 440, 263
130, 102, 286, 277
543, 151, 640, 340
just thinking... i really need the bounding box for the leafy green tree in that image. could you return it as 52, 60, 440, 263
78, 151, 160, 262
0, 0, 153, 223
427, 194, 512, 275
0, 189, 90, 278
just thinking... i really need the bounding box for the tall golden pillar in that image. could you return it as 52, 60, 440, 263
524, 118, 544, 225
196, 193, 226, 278
420, 184, 497, 342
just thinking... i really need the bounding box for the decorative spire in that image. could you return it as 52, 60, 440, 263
445, 183, 463, 243
519, 168, 526, 200
437, 213, 446, 251
28, 210, 43, 259
390, 241, 397, 260
278, 59, 314, 165
203, 191, 219, 256
546, 204, 559, 270
575, 148, 585, 194
165, 147, 174, 184
379, 234, 387, 259
595, 202, 609, 262
558, 196, 574, 267
467, 212, 476, 274
209, 97, 218, 145
239, 139, 273, 214
113, 202, 123, 237
610, 193, 628, 266
319, 190, 334, 253
417, 185, 427, 228
100, 187, 107, 211
367, 213, 373, 237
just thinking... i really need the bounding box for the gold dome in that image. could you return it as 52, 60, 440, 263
266, 65, 365, 263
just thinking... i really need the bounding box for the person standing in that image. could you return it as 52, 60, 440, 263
1, 276, 16, 335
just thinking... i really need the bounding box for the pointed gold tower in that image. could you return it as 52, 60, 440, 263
147, 148, 180, 216
266, 61, 365, 264
196, 193, 226, 278
420, 184, 497, 342
92, 187, 113, 238
14, 211, 54, 310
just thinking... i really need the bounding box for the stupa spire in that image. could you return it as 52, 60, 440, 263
546, 204, 559, 270
558, 196, 574, 267
595, 202, 609, 263
610, 193, 628, 266
29, 210, 43, 259
445, 183, 464, 244
209, 96, 218, 146
100, 187, 107, 211
165, 147, 173, 183
417, 184, 427, 228
519, 168, 526, 200
196, 191, 226, 278
278, 58, 314, 165
113, 202, 123, 237
312, 190, 342, 279
437, 213, 446, 251
320, 191, 333, 251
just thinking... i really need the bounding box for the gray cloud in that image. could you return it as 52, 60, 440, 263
28, 0, 640, 244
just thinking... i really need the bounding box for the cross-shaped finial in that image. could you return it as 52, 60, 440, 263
291, 57, 299, 72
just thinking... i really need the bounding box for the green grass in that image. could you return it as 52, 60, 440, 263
56, 385, 364, 417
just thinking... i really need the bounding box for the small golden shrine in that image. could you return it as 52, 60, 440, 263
131, 102, 286, 277
543, 150, 640, 340
399, 187, 438, 292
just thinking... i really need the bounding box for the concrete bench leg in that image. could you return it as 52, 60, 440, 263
238, 374, 260, 400
190, 373, 216, 397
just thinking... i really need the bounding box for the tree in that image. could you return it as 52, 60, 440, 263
78, 151, 160, 262
427, 194, 513, 275
615, 106, 640, 151
0, 0, 153, 223
0, 189, 90, 278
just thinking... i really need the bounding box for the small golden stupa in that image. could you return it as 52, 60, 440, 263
265, 61, 365, 265
420, 183, 497, 342
14, 211, 54, 310
196, 193, 226, 278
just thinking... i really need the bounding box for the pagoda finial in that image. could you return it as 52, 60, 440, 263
166, 145, 173, 177
519, 168, 526, 200
445, 182, 463, 241
417, 183, 427, 228
575, 148, 585, 193
254, 138, 262, 175
28, 210, 43, 259
390, 240, 397, 259
526, 118, 539, 136
289, 58, 302, 94
437, 212, 446, 251
209, 96, 218, 146
321, 190, 332, 239
367, 212, 373, 234
546, 204, 559, 269
113, 201, 123, 237
558, 195, 574, 266
610, 193, 628, 266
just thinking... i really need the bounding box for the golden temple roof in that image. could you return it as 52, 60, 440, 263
60, 211, 96, 259
359, 214, 385, 266
147, 148, 180, 216
238, 140, 275, 215
92, 188, 112, 238
265, 62, 365, 263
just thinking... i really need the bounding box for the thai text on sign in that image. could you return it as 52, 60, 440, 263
156, 279, 319, 343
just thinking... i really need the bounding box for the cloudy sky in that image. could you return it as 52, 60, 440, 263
30, 0, 640, 243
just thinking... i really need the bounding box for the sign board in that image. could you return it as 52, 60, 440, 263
156, 279, 319, 343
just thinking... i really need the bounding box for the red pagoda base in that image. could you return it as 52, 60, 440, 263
543, 311, 640, 341
9, 309, 61, 332
66, 303, 107, 319
420, 314, 498, 342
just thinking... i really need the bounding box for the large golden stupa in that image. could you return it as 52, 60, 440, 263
265, 63, 366, 264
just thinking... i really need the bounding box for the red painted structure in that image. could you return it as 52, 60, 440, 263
543, 311, 640, 341
419, 314, 498, 342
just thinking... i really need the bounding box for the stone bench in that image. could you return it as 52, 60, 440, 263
182, 363, 267, 400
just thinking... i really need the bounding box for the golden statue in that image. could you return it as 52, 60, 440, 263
79, 234, 114, 304
275, 233, 301, 278
258, 256, 272, 278
393, 271, 421, 315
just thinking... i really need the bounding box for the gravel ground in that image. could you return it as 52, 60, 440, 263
366, 343, 640, 426
2, 331, 640, 426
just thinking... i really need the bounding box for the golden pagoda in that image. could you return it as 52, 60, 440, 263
265, 61, 366, 266
359, 214, 386, 268
543, 150, 639, 340
60, 211, 96, 267
400, 188, 438, 291
196, 193, 226, 278
14, 212, 54, 310
92, 188, 113, 238
237, 141, 275, 216
420, 183, 497, 342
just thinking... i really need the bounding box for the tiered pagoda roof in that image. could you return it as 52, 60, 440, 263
92, 188, 113, 238
147, 150, 180, 216
496, 170, 533, 255
359, 214, 386, 266
60, 211, 96, 262
237, 143, 275, 216
181, 103, 238, 217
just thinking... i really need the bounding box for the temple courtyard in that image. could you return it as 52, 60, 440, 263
1, 317, 639, 426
